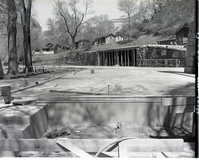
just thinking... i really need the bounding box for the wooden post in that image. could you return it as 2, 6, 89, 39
117, 51, 120, 65
101, 52, 103, 66
124, 50, 127, 66
121, 51, 123, 66
113, 51, 116, 65
109, 52, 111, 66
110, 52, 112, 66
127, 50, 130, 66
112, 51, 114, 66
131, 50, 134, 66
100, 52, 102, 66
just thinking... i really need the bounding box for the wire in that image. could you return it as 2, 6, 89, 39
94, 137, 135, 158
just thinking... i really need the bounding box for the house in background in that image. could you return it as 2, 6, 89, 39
175, 23, 189, 45
157, 37, 176, 45
75, 39, 90, 49
93, 33, 116, 46
41, 43, 61, 54
115, 34, 124, 42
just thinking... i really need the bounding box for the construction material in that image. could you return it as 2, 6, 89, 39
0, 139, 184, 153
0, 104, 48, 139
49, 90, 104, 95
0, 85, 12, 104
12, 72, 69, 94
12, 97, 37, 105
57, 140, 93, 158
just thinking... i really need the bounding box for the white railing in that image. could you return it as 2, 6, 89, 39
137, 59, 184, 67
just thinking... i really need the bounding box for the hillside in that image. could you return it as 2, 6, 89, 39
138, 0, 194, 36
118, 0, 195, 39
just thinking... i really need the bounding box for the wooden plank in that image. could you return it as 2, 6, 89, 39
0, 139, 117, 152
12, 98, 37, 105
57, 140, 93, 158
119, 141, 127, 158
122, 139, 184, 152
0, 139, 184, 152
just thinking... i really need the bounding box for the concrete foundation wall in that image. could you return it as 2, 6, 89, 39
45, 96, 194, 129
0, 104, 48, 139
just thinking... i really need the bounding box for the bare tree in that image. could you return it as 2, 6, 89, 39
54, 0, 93, 49
7, 0, 19, 75
118, 0, 137, 41
18, 0, 33, 73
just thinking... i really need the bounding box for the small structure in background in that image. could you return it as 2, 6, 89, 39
93, 33, 116, 46
157, 37, 176, 45
176, 23, 189, 45
75, 39, 90, 49
37, 43, 62, 55
115, 33, 124, 42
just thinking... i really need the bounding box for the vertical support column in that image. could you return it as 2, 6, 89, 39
121, 51, 123, 66
98, 52, 102, 66
124, 50, 127, 66
107, 52, 109, 66
113, 51, 115, 65
127, 50, 130, 66
134, 49, 137, 67
117, 51, 119, 65
132, 49, 135, 67
104, 52, 105, 66
97, 52, 100, 66
184, 21, 195, 73
112, 51, 114, 66
110, 51, 112, 66
101, 52, 103, 66
109, 52, 111, 66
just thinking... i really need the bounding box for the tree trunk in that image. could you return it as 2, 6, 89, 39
7, 0, 19, 75
21, 0, 33, 73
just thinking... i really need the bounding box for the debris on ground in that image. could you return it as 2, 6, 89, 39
43, 127, 72, 139
42, 122, 193, 141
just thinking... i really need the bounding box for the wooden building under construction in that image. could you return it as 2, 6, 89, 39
84, 46, 139, 66
75, 44, 186, 67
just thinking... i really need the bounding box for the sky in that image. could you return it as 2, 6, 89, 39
33, 0, 123, 31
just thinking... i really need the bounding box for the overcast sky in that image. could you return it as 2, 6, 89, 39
33, 0, 123, 31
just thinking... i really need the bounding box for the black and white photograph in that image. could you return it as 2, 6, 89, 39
0, 0, 197, 158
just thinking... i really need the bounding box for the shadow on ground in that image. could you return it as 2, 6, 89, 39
158, 71, 195, 78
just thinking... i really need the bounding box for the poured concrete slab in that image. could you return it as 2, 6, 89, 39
11, 67, 195, 99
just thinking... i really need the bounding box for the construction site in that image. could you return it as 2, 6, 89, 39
0, 0, 197, 158
0, 25, 196, 158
